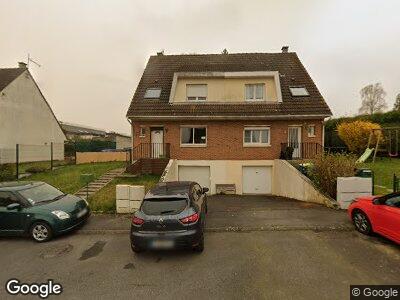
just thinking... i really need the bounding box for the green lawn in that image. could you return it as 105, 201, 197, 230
18, 160, 68, 174
27, 161, 125, 194
88, 175, 160, 212
362, 157, 400, 195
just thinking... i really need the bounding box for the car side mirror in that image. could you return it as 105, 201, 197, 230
202, 187, 209, 194
372, 198, 381, 205
7, 203, 21, 210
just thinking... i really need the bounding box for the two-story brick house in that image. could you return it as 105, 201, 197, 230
126, 47, 332, 195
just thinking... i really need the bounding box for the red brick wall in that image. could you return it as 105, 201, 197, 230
132, 120, 324, 160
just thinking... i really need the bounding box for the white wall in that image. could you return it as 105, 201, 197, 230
166, 160, 274, 195
273, 159, 337, 207
0, 70, 65, 162
160, 159, 178, 182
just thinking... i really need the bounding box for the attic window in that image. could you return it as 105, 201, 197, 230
186, 84, 207, 101
289, 87, 309, 96
144, 88, 161, 99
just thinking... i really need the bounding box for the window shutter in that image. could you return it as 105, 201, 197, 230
187, 84, 207, 98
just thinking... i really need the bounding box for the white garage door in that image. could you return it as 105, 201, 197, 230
178, 166, 211, 189
242, 166, 272, 194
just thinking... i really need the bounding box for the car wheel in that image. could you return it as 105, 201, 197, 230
131, 243, 143, 253
30, 222, 53, 243
193, 234, 204, 253
352, 211, 372, 235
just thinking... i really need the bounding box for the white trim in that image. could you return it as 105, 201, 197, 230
243, 127, 271, 147
186, 84, 208, 101
168, 71, 283, 103
245, 83, 265, 101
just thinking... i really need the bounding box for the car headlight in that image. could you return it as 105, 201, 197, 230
52, 210, 70, 220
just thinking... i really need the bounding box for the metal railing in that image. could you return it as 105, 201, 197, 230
132, 143, 171, 159
280, 142, 323, 160
394, 174, 399, 193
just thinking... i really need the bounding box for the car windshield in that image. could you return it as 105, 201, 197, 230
18, 183, 64, 205
141, 198, 188, 215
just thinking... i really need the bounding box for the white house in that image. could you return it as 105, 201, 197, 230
0, 63, 66, 163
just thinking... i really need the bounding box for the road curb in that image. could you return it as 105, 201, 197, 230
77, 224, 354, 235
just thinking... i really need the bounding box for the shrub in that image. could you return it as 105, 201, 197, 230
309, 153, 357, 199
25, 166, 48, 174
0, 164, 15, 182
337, 120, 381, 154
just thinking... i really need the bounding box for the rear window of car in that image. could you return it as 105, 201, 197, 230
141, 198, 188, 215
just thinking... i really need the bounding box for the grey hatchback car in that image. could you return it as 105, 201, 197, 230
130, 181, 208, 253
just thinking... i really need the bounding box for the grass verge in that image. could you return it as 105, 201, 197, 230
27, 161, 125, 194
362, 157, 400, 194
88, 175, 160, 212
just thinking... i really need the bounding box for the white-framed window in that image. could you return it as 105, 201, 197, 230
245, 84, 265, 101
307, 125, 316, 137
243, 127, 270, 146
139, 127, 146, 137
144, 88, 162, 99
289, 87, 309, 96
186, 84, 207, 101
180, 126, 207, 146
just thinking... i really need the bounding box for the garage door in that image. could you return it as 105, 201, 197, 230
178, 166, 211, 189
242, 166, 272, 194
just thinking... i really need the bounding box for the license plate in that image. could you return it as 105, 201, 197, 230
77, 208, 87, 218
151, 240, 174, 249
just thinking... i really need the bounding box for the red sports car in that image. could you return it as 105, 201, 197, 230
348, 192, 400, 244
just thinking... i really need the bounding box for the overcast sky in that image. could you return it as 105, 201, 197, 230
1, 0, 399, 134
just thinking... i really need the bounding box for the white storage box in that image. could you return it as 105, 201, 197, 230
130, 200, 142, 211
116, 184, 145, 213
337, 177, 373, 209
116, 185, 130, 200
116, 200, 130, 213
129, 186, 145, 201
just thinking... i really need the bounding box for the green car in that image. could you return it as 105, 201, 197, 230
0, 181, 90, 242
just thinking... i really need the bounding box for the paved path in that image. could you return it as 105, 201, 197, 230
74, 168, 125, 199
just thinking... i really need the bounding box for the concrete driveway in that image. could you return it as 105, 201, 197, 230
206, 195, 350, 231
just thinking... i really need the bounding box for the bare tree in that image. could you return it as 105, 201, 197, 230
358, 83, 387, 114
394, 93, 400, 111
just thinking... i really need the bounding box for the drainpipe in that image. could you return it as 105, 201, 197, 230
127, 117, 133, 164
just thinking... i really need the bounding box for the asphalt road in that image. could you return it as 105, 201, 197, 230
0, 230, 399, 300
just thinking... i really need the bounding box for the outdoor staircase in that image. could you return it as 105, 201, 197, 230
74, 168, 125, 199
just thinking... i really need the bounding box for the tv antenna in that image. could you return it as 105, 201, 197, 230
27, 54, 41, 68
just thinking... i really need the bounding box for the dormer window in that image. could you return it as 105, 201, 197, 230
144, 88, 162, 99
186, 84, 207, 101
289, 87, 309, 96
245, 84, 265, 101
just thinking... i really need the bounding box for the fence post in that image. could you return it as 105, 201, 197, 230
74, 141, 77, 164
372, 171, 375, 195
50, 142, 54, 170
15, 144, 19, 180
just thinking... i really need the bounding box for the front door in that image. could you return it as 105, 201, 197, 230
151, 128, 164, 158
288, 126, 302, 159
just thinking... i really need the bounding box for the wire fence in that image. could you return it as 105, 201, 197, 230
0, 143, 66, 180
0, 141, 132, 181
